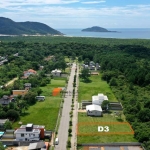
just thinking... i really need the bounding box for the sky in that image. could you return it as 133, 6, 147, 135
0, 0, 150, 29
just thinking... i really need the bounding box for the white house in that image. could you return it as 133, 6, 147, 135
86, 104, 102, 116
14, 123, 45, 141
51, 69, 62, 77
92, 93, 108, 105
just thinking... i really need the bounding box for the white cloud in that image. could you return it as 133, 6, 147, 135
1, 1, 150, 28
81, 1, 105, 4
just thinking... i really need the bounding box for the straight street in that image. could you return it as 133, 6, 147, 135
55, 63, 76, 150
71, 64, 79, 150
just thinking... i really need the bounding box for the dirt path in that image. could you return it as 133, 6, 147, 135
5, 77, 18, 87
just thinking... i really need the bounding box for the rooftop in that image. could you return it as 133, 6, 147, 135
14, 128, 41, 134
86, 104, 102, 112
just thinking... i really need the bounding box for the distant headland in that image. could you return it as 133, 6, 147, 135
82, 26, 118, 32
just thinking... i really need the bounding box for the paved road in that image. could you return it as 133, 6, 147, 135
55, 63, 76, 150
71, 64, 79, 150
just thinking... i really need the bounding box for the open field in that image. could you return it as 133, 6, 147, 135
77, 113, 136, 143
78, 75, 117, 102
12, 79, 66, 130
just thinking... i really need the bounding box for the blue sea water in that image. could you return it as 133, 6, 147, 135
58, 28, 150, 39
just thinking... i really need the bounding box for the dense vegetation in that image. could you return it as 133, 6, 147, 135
0, 37, 150, 149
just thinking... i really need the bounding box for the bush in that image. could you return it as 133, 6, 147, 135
69, 121, 72, 126
67, 140, 71, 148
7, 109, 19, 121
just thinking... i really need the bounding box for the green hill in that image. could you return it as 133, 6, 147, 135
0, 17, 63, 35
82, 26, 117, 32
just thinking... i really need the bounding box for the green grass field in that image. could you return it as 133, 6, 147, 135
78, 75, 117, 102
77, 113, 136, 143
12, 79, 66, 130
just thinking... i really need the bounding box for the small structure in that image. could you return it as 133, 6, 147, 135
52, 88, 62, 96
23, 69, 37, 78
28, 141, 49, 150
86, 104, 102, 116
12, 89, 28, 96
89, 65, 95, 70
90, 72, 99, 75
35, 96, 45, 101
92, 93, 108, 105
96, 63, 100, 70
0, 95, 11, 105
51, 69, 61, 77
24, 83, 32, 90
14, 123, 45, 141
83, 64, 89, 69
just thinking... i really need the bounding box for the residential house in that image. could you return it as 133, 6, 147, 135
89, 65, 95, 70
92, 93, 108, 105
24, 83, 32, 90
51, 69, 62, 77
39, 66, 44, 70
83, 64, 89, 69
96, 63, 100, 70
0, 95, 11, 105
23, 69, 37, 78
12, 89, 28, 96
14, 123, 45, 141
86, 104, 102, 116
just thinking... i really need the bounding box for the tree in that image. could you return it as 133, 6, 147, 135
109, 78, 117, 86
101, 100, 110, 111
138, 108, 150, 122
19, 100, 29, 114
24, 91, 37, 105
0, 142, 5, 150
78, 56, 82, 62
80, 68, 90, 81
7, 109, 19, 121
4, 120, 12, 129
36, 88, 43, 96
0, 111, 7, 119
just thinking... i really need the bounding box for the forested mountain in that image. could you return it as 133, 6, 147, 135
82, 26, 117, 32
0, 17, 62, 35
0, 37, 150, 149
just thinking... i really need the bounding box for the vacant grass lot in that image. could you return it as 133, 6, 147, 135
77, 113, 136, 143
78, 75, 117, 102
13, 79, 66, 130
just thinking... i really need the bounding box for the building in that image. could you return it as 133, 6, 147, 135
86, 104, 102, 116
35, 96, 45, 101
84, 64, 89, 69
28, 141, 50, 150
14, 123, 45, 141
23, 69, 37, 78
89, 65, 95, 70
24, 83, 32, 90
12, 89, 28, 96
96, 63, 100, 70
0, 95, 11, 105
92, 93, 108, 105
51, 69, 62, 77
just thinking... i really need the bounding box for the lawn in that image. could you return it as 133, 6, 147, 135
78, 75, 117, 102
77, 112, 137, 144
12, 79, 66, 130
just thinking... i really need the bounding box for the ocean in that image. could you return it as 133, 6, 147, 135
58, 28, 150, 39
